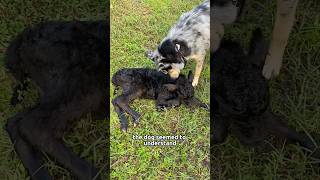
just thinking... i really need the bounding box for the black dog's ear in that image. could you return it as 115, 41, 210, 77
187, 71, 193, 83
163, 83, 177, 92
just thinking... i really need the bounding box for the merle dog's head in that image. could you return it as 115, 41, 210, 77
147, 39, 190, 79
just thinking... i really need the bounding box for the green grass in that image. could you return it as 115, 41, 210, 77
213, 0, 320, 179
0, 1, 107, 179
1, 0, 320, 179
110, 0, 210, 179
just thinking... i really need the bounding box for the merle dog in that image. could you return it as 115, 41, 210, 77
5, 20, 107, 180
112, 68, 208, 132
212, 28, 320, 158
147, 0, 210, 87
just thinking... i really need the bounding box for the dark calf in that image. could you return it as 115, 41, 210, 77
5, 20, 107, 180
212, 28, 319, 157
112, 68, 208, 132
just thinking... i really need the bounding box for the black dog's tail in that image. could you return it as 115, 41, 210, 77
5, 33, 30, 106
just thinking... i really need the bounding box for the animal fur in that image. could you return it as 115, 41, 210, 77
147, 0, 210, 87
112, 68, 208, 132
5, 20, 107, 180
212, 28, 320, 158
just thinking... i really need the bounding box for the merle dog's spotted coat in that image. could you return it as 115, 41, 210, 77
147, 0, 210, 87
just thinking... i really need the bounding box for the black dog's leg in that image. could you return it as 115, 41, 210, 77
5, 111, 52, 180
212, 115, 230, 144
112, 97, 129, 132
18, 106, 100, 180
263, 111, 319, 157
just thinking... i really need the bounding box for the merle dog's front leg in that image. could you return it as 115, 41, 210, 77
5, 111, 52, 180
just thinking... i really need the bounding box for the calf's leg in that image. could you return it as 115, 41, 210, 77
263, 111, 320, 158
212, 115, 229, 144
112, 98, 129, 132
112, 93, 141, 126
18, 105, 100, 180
5, 111, 52, 180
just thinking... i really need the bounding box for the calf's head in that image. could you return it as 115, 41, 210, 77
156, 71, 209, 110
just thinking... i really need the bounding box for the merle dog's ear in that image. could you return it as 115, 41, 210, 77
163, 83, 177, 92
187, 71, 193, 83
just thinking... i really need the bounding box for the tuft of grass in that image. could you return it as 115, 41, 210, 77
0, 1, 108, 179
110, 0, 210, 179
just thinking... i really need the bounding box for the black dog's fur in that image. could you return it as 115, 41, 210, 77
212, 29, 319, 157
5, 20, 107, 180
112, 68, 208, 132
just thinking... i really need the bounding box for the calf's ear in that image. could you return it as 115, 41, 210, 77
188, 71, 193, 83
163, 83, 177, 92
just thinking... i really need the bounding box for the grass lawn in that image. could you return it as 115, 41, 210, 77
0, 0, 319, 179
0, 1, 108, 179
212, 0, 320, 179
110, 0, 210, 179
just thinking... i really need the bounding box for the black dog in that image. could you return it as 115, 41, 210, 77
5, 20, 107, 180
212, 28, 319, 157
112, 68, 208, 132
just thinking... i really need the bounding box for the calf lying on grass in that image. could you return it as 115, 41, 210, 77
112, 68, 208, 132
5, 20, 107, 180
212, 28, 320, 158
